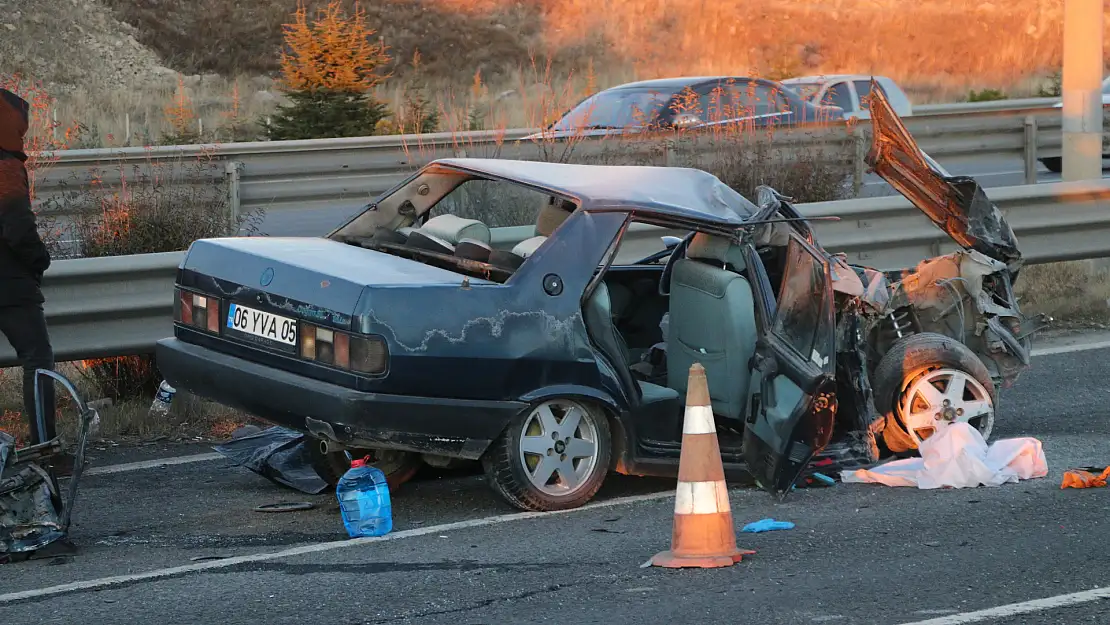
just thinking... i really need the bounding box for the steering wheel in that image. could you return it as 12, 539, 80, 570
658, 231, 695, 296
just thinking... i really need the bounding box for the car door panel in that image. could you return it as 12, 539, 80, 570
743, 233, 837, 496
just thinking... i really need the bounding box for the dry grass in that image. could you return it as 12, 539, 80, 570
100, 0, 1093, 99
1016, 260, 1110, 328
0, 364, 250, 448
21, 0, 1097, 148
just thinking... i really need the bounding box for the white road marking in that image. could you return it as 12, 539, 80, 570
83, 452, 224, 476
897, 586, 1110, 624
1030, 339, 1110, 357
0, 490, 674, 604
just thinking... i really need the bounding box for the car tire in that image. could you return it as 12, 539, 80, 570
872, 332, 996, 453
308, 441, 423, 491
482, 397, 612, 512
1040, 157, 1062, 173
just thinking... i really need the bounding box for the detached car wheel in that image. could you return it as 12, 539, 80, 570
482, 398, 611, 512
872, 332, 996, 453
308, 441, 423, 491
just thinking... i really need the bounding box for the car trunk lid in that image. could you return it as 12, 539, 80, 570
864, 80, 1022, 268
180, 237, 493, 331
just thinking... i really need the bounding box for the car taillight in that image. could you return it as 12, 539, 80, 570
299, 323, 387, 375
176, 288, 220, 333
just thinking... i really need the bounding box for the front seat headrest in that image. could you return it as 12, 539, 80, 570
686, 232, 747, 272
535, 197, 574, 237
419, 214, 491, 245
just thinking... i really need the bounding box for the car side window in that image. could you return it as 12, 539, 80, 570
428, 179, 549, 229
728, 81, 785, 117
771, 235, 834, 372
697, 84, 732, 123
854, 80, 887, 111
820, 82, 854, 111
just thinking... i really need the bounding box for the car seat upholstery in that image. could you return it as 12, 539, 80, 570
585, 280, 678, 405
666, 233, 759, 421
511, 197, 574, 258
417, 214, 492, 245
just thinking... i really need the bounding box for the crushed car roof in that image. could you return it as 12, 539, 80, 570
430, 158, 759, 227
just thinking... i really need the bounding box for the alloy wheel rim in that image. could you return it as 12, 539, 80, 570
518, 399, 599, 496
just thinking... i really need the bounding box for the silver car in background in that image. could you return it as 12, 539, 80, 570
782, 74, 914, 120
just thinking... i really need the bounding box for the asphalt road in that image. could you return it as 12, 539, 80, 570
4, 333, 1110, 623
254, 154, 1110, 238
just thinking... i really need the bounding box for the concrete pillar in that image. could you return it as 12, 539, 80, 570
1061, 0, 1105, 181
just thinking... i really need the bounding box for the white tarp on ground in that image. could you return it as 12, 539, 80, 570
840, 422, 1048, 489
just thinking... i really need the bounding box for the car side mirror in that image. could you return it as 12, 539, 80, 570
661, 236, 683, 249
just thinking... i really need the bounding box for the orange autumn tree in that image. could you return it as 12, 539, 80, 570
267, 0, 392, 140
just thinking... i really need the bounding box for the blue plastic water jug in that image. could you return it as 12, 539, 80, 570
336, 457, 393, 538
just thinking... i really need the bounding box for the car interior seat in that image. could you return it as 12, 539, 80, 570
405, 214, 492, 256
510, 196, 575, 259
666, 233, 759, 421
584, 281, 679, 406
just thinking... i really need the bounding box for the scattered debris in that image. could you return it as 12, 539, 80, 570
741, 519, 796, 533
840, 422, 1047, 489
1, 370, 99, 562
213, 426, 329, 495
1061, 467, 1110, 489
253, 502, 315, 513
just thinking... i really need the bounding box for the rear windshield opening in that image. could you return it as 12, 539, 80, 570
336, 178, 570, 284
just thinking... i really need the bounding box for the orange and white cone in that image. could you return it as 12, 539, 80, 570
650, 362, 754, 568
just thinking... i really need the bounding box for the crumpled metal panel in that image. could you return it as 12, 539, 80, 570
865, 80, 1023, 268
0, 433, 64, 555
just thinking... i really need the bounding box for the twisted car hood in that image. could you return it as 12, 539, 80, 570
864, 82, 1022, 268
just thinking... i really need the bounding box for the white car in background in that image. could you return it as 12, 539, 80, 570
781, 74, 914, 120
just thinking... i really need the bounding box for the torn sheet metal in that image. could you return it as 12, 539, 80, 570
214, 426, 330, 495
865, 80, 1022, 268
0, 447, 65, 554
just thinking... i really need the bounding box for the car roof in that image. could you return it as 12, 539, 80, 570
605, 76, 765, 91
429, 158, 758, 227
782, 74, 894, 84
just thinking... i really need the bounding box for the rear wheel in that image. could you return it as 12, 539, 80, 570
482, 398, 611, 512
872, 332, 996, 453
308, 441, 423, 491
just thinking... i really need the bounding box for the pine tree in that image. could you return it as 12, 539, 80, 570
266, 1, 391, 141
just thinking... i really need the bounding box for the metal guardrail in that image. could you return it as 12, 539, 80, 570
4, 179, 1109, 368
32, 99, 1106, 224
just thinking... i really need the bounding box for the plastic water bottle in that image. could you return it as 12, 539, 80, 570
337, 457, 393, 538
149, 380, 176, 418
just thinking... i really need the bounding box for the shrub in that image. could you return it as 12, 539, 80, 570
967, 88, 1008, 102
40, 153, 266, 399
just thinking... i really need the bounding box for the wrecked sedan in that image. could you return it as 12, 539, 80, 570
155, 85, 1038, 511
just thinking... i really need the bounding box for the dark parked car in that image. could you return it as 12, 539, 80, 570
157, 84, 1040, 511
524, 76, 844, 140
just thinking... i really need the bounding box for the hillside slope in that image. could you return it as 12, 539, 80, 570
0, 0, 173, 93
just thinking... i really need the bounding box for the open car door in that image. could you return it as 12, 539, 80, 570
743, 233, 837, 497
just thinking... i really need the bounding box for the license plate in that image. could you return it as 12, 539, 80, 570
226, 303, 298, 347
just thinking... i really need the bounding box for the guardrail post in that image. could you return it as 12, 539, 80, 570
225, 161, 243, 224
852, 125, 866, 197
1023, 116, 1038, 185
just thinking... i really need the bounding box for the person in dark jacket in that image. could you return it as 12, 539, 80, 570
0, 87, 56, 449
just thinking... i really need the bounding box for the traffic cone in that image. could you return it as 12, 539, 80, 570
650, 363, 754, 569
